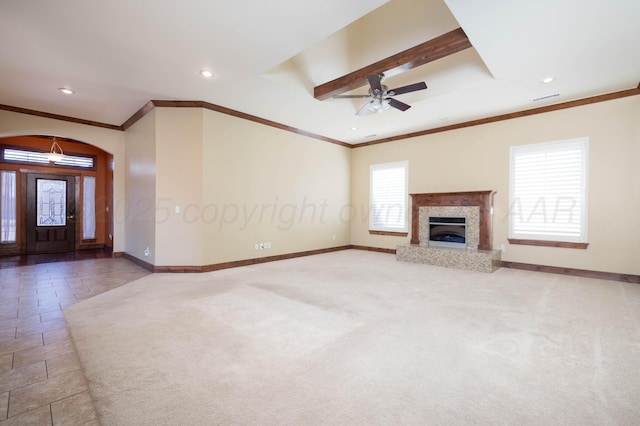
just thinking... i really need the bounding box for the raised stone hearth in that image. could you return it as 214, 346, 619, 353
397, 190, 501, 273
397, 244, 501, 273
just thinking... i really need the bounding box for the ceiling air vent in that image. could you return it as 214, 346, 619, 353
532, 93, 560, 102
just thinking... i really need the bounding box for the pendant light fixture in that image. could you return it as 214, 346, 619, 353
45, 137, 64, 163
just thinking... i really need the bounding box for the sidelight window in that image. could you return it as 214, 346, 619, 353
1, 170, 17, 243
83, 176, 96, 240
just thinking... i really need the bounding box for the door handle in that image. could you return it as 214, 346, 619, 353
67, 214, 75, 220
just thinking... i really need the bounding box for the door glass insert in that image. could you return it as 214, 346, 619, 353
37, 179, 66, 226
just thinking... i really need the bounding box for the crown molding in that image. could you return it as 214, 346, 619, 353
2, 84, 638, 149
352, 85, 640, 148
0, 104, 123, 131
147, 100, 351, 148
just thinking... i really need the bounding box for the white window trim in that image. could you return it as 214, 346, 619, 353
509, 137, 589, 243
369, 160, 409, 233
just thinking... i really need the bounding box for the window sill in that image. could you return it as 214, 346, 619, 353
508, 239, 589, 249
369, 230, 408, 237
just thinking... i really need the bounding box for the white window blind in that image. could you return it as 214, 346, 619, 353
1, 170, 17, 243
3, 148, 94, 168
370, 161, 408, 232
509, 138, 588, 242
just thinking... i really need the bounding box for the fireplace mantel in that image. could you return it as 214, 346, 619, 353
410, 191, 496, 250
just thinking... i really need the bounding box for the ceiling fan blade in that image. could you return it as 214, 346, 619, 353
333, 94, 372, 99
367, 74, 383, 92
388, 98, 411, 111
388, 81, 427, 96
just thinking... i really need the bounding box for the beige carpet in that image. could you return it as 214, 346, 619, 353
63, 250, 640, 425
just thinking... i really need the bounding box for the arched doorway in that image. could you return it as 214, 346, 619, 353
0, 135, 114, 255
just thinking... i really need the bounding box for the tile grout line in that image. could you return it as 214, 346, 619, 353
1, 257, 150, 424
5, 390, 10, 421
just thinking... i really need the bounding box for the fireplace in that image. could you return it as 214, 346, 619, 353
410, 191, 496, 251
397, 190, 501, 273
429, 216, 466, 249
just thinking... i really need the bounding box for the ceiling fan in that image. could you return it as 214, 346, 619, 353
333, 73, 427, 116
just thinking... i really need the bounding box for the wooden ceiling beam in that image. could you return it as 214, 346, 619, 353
313, 27, 472, 100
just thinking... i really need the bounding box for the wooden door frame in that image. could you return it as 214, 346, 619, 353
20, 169, 81, 253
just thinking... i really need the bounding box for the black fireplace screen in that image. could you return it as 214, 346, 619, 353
429, 216, 466, 245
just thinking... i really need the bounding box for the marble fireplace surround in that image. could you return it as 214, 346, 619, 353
410, 191, 496, 250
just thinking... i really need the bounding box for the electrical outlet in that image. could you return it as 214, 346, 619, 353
144, 246, 150, 257
499, 243, 505, 252
259, 243, 265, 250
265, 242, 271, 249
255, 243, 259, 250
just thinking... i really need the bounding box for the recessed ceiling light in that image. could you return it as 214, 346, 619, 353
541, 76, 555, 84
199, 69, 214, 78
58, 87, 75, 95
351, 127, 357, 131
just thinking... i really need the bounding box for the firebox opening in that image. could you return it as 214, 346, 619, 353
428, 216, 467, 249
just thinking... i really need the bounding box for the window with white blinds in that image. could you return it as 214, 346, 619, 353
370, 161, 408, 232
509, 138, 588, 242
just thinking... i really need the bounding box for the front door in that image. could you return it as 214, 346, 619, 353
26, 173, 76, 253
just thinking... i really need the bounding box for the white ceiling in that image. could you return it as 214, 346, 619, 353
1, 0, 638, 144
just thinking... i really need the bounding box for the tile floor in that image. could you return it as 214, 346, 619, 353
0, 255, 150, 425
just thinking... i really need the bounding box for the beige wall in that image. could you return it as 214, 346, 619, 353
121, 107, 351, 267
123, 109, 157, 263
351, 96, 640, 275
2, 95, 638, 276
0, 110, 127, 251
154, 108, 204, 266
201, 109, 351, 265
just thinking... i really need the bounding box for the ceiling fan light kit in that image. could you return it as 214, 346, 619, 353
367, 98, 391, 112
333, 73, 427, 116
